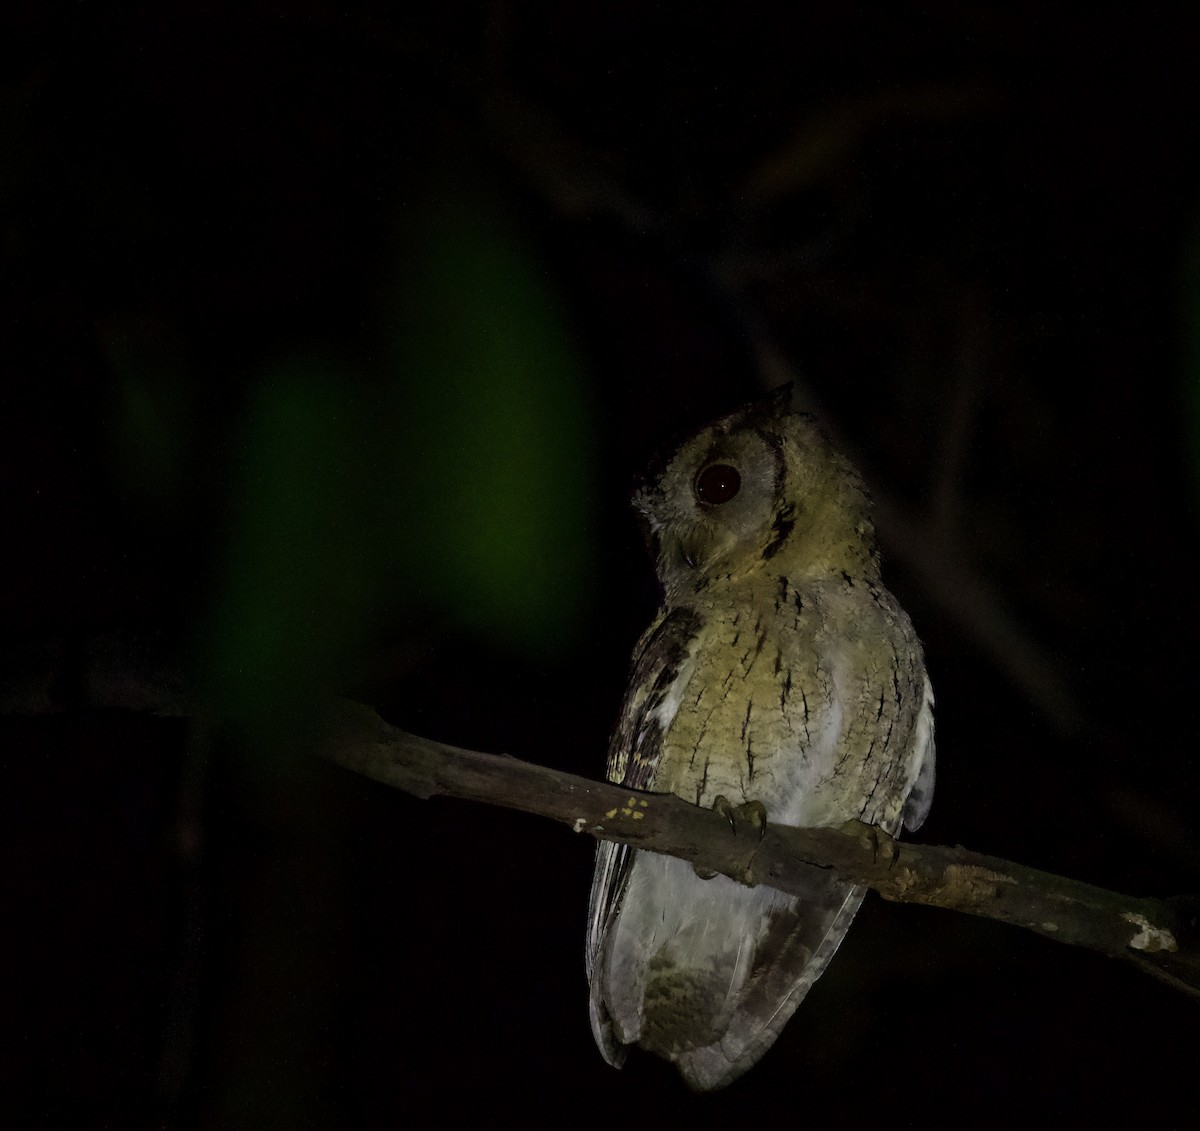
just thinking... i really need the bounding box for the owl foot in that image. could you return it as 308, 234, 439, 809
839, 819, 899, 867
713, 795, 768, 839
696, 802, 768, 888
693, 797, 769, 880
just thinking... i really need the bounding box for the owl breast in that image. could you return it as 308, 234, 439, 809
650, 573, 929, 834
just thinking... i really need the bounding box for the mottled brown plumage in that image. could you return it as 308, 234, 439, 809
587, 389, 934, 1090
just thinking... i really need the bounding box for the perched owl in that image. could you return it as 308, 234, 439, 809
586, 388, 935, 1090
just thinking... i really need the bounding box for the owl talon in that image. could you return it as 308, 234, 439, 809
880, 832, 900, 868
838, 820, 898, 866
712, 795, 738, 832
712, 795, 768, 839
739, 799, 768, 841
694, 797, 768, 881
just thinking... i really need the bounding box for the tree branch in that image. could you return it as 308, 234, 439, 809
317, 700, 1200, 999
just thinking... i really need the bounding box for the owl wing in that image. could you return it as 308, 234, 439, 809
586, 606, 702, 1065
901, 674, 936, 832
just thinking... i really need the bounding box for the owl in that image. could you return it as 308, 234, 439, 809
586, 387, 935, 1090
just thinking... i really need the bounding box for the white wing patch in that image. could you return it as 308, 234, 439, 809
648, 645, 699, 735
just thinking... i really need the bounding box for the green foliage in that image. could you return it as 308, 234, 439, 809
387, 178, 596, 653
206, 363, 382, 730
193, 177, 595, 737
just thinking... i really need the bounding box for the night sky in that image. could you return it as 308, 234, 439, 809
3, 4, 1199, 1127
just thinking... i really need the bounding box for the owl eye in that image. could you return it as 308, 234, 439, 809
694, 463, 741, 505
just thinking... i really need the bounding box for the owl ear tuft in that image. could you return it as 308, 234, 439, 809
735, 383, 795, 429
739, 384, 796, 429
763, 382, 795, 414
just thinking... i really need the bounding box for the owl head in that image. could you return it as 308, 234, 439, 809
634, 388, 880, 598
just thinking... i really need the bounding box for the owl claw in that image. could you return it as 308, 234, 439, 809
712, 795, 768, 840
838, 820, 898, 866
694, 796, 768, 881
713, 794, 738, 832
740, 799, 768, 841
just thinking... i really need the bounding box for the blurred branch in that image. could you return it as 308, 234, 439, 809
738, 81, 1003, 206
871, 494, 1083, 730
932, 289, 987, 541
4, 642, 1192, 998
479, 89, 655, 231
318, 700, 1200, 999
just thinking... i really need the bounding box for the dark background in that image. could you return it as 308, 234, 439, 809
3, 3, 1199, 1127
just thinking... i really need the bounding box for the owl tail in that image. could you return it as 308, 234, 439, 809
671, 876, 865, 1091
591, 850, 864, 1091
